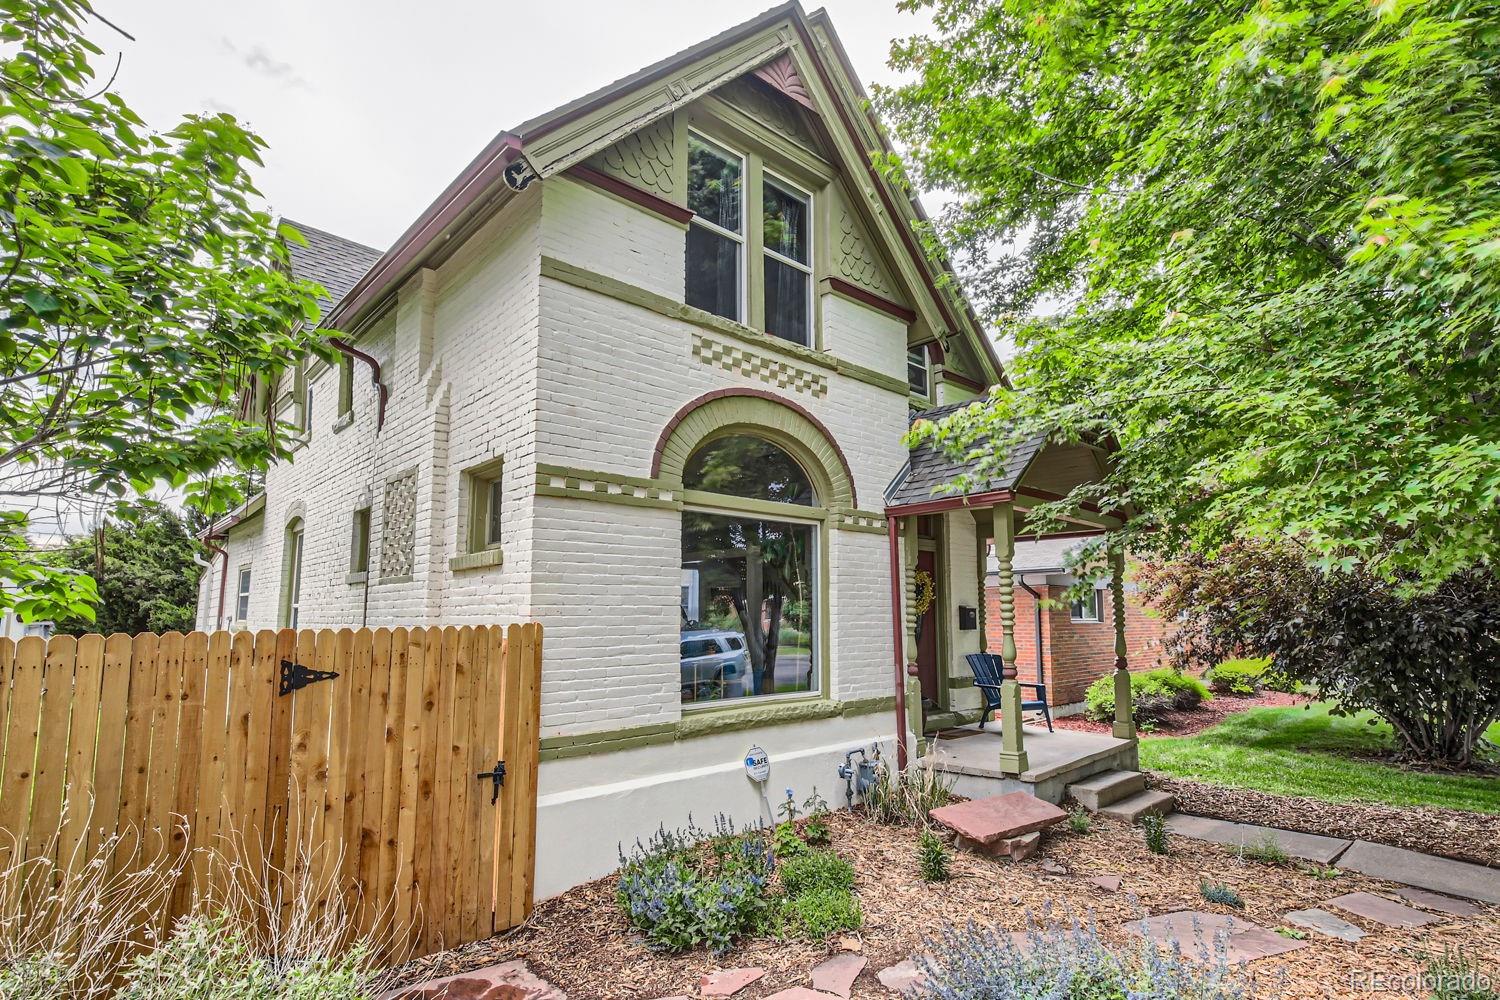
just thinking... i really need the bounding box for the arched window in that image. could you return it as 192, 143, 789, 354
682, 434, 815, 505
680, 434, 817, 706
280, 517, 304, 629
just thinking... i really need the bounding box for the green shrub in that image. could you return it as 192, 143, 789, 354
1086, 668, 1212, 723
917, 829, 951, 882
1067, 807, 1092, 834
780, 850, 854, 899
784, 886, 863, 939
616, 820, 776, 953
1203, 658, 1270, 695
1141, 813, 1170, 855
1425, 947, 1499, 999
1199, 881, 1245, 909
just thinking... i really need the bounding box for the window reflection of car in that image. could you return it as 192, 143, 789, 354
679, 629, 749, 701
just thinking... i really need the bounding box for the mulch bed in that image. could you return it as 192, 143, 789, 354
1051, 690, 1306, 738
384, 810, 1500, 999
1152, 775, 1500, 869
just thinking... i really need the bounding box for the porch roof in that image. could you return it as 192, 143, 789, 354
883, 402, 1048, 510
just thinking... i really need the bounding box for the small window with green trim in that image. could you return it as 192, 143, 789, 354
337, 356, 354, 420
349, 507, 371, 574
907, 345, 930, 398
464, 459, 504, 553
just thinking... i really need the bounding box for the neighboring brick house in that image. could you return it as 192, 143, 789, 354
193, 4, 1020, 898
984, 539, 1175, 711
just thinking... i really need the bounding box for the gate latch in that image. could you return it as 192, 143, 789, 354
477, 760, 507, 804
279, 659, 340, 696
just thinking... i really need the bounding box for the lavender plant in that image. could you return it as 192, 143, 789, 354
912, 912, 1256, 999
616, 817, 776, 954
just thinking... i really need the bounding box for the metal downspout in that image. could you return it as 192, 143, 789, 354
887, 515, 908, 770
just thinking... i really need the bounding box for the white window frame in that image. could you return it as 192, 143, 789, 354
761, 170, 814, 347
281, 522, 304, 629
235, 566, 252, 622
686, 131, 747, 324
907, 345, 930, 398
1070, 588, 1104, 623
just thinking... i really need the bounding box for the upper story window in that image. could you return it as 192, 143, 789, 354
686, 134, 744, 323
762, 176, 811, 346
685, 131, 815, 347
907, 345, 930, 398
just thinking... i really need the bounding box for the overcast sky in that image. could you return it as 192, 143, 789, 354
95, 0, 938, 251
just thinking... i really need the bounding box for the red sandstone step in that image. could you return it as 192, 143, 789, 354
929, 791, 1067, 844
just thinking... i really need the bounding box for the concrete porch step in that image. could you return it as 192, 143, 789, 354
1098, 789, 1176, 823
1067, 769, 1146, 811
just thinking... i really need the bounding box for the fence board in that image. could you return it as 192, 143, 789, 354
28, 634, 76, 865
0, 623, 541, 961
0, 636, 45, 869
58, 633, 105, 870
87, 634, 133, 861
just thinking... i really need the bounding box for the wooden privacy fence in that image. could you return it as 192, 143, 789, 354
0, 623, 542, 956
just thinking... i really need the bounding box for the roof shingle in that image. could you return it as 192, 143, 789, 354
281, 219, 383, 328
884, 401, 1047, 508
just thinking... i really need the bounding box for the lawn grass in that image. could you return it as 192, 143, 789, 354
1138, 703, 1500, 814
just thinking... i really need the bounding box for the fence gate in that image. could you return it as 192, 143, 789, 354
0, 623, 542, 958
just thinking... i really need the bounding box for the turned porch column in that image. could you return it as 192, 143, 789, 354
902, 517, 924, 756
991, 503, 1029, 774
1109, 548, 1137, 740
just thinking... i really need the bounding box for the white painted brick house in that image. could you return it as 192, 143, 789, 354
196, 3, 1031, 896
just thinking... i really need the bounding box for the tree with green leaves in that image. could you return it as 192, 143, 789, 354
43, 503, 203, 635
1, 0, 323, 623
878, 0, 1500, 588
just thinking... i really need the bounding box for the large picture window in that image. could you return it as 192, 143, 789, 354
680, 435, 817, 705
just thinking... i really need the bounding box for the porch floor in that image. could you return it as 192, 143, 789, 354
927, 724, 1138, 804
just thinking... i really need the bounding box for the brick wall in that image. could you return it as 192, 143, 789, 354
985, 580, 1175, 707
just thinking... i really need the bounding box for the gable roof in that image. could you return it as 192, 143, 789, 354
319, 3, 1003, 384
281, 220, 382, 328
884, 401, 1047, 508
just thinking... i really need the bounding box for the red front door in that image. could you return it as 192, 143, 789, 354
915, 549, 939, 709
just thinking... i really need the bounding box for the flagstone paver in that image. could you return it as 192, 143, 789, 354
764, 990, 835, 1000
1285, 908, 1367, 942
1123, 910, 1310, 964
380, 960, 565, 1000
1336, 840, 1500, 905
810, 954, 866, 998
1325, 891, 1444, 929
1163, 814, 1351, 865
1393, 887, 1485, 917
700, 968, 766, 996
1088, 874, 1122, 892
930, 792, 1066, 845
876, 960, 925, 993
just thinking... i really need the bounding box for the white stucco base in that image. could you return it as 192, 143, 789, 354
533, 713, 896, 899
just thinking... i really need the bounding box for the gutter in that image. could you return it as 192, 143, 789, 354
329, 337, 389, 431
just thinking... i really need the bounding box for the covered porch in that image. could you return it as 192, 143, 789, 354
883, 405, 1139, 784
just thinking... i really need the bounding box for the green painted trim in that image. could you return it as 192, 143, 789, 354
534, 465, 683, 511
681, 490, 827, 523
539, 256, 908, 397
536, 484, 682, 511
947, 675, 975, 689
450, 548, 504, 572
536, 463, 668, 493
537, 695, 899, 763
832, 519, 888, 535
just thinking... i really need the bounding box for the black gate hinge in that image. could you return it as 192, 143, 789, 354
477, 760, 506, 804
279, 659, 340, 696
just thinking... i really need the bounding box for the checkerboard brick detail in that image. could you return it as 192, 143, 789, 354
380, 469, 419, 579
691, 333, 828, 397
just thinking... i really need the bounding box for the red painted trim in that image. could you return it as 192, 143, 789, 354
651, 388, 858, 507
1015, 527, 1109, 541
925, 339, 944, 364
826, 277, 917, 324
325, 133, 524, 330
888, 515, 908, 770
1014, 485, 1128, 520
939, 368, 987, 394
884, 489, 1013, 518
566, 164, 695, 224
